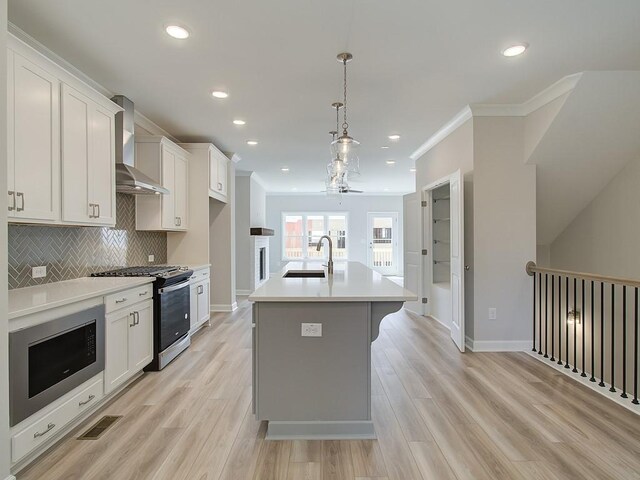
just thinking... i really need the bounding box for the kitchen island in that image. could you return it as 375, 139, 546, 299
248, 261, 416, 439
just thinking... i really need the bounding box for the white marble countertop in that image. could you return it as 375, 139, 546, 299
249, 261, 417, 302
8, 277, 154, 320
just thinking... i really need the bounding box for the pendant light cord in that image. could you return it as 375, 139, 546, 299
342, 59, 349, 133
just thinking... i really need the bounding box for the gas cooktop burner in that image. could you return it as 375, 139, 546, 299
91, 266, 184, 277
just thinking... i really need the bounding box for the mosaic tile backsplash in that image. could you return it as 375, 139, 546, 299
8, 194, 167, 289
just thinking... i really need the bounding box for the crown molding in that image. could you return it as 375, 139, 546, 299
410, 106, 472, 161
410, 73, 583, 160
133, 112, 180, 143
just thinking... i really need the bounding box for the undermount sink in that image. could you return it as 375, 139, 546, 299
283, 270, 326, 278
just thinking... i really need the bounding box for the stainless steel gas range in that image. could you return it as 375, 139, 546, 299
92, 266, 193, 370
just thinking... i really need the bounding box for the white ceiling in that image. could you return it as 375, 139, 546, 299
528, 71, 640, 245
8, 0, 640, 193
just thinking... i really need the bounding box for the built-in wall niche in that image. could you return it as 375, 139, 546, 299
431, 183, 451, 284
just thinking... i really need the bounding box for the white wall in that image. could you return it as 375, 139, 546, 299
250, 176, 266, 227
550, 156, 640, 278
266, 194, 404, 274
1, 1, 10, 477
415, 118, 475, 339
472, 116, 536, 347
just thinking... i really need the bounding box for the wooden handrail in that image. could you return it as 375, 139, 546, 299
526, 261, 640, 288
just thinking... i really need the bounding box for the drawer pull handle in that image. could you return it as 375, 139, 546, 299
139, 291, 148, 297
79, 394, 95, 407
34, 423, 55, 438
115, 298, 127, 304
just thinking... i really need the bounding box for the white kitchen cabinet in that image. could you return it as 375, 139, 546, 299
61, 84, 116, 226
135, 136, 189, 231
189, 267, 211, 334
7, 50, 61, 223
104, 296, 153, 394
208, 145, 230, 203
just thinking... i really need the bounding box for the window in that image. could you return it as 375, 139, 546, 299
283, 213, 348, 260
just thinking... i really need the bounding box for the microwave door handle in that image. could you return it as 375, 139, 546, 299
157, 279, 190, 294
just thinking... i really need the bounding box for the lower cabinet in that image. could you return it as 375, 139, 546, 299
189, 269, 211, 333
105, 298, 153, 394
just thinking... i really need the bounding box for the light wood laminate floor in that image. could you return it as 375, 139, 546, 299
18, 299, 640, 480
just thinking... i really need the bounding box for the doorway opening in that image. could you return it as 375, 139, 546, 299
367, 212, 399, 275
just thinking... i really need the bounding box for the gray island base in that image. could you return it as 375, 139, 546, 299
249, 262, 416, 440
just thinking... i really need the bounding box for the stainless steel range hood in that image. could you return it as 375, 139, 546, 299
112, 95, 169, 195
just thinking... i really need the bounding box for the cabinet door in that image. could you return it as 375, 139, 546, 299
217, 157, 228, 197
61, 84, 91, 223
208, 148, 218, 195
90, 105, 115, 225
197, 279, 211, 325
160, 147, 176, 229
174, 154, 188, 230
130, 301, 153, 371
105, 310, 132, 394
9, 52, 60, 221
189, 283, 198, 331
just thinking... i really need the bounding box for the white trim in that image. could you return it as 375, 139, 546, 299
410, 106, 472, 161
410, 73, 583, 160
210, 303, 238, 312
525, 351, 639, 416
465, 339, 530, 352
429, 314, 450, 331
236, 289, 252, 296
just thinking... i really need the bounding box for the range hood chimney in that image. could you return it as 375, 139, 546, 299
112, 95, 169, 195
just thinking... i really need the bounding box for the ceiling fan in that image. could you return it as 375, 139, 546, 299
320, 185, 363, 194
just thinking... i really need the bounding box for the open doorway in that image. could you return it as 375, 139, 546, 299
407, 170, 465, 352
367, 212, 399, 275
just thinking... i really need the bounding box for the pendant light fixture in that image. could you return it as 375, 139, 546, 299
330, 53, 360, 168
327, 102, 359, 179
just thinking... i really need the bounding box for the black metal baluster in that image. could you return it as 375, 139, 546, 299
599, 282, 605, 387
573, 277, 578, 373
621, 286, 627, 398
590, 281, 596, 382
544, 274, 549, 358
581, 279, 586, 377
551, 275, 555, 362
532, 272, 536, 352
633, 287, 638, 405
565, 276, 570, 369
610, 284, 616, 393
539, 272, 543, 355
558, 276, 563, 365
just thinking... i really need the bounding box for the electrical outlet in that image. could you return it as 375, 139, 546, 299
488, 308, 497, 320
32, 266, 47, 279
148, 254, 155, 263
301, 323, 322, 337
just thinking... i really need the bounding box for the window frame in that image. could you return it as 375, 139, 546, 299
281, 212, 349, 261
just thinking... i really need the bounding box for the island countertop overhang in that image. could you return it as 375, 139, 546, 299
248, 261, 417, 302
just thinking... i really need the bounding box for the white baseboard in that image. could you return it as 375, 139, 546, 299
429, 314, 451, 331
236, 289, 252, 296
526, 351, 639, 416
465, 338, 530, 352
210, 302, 238, 312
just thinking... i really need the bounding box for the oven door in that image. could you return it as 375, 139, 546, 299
157, 279, 191, 352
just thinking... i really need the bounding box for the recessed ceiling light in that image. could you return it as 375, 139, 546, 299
233, 120, 246, 125
165, 25, 190, 39
386, 160, 396, 165
247, 140, 258, 145
384, 188, 389, 192
281, 167, 290, 172
388, 134, 401, 141
502, 43, 528, 57
410, 167, 416, 173
381, 146, 390, 149
211, 91, 229, 99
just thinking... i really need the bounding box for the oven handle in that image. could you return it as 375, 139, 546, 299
158, 279, 190, 294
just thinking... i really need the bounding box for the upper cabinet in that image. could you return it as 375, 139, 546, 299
7, 36, 121, 226
209, 145, 230, 203
135, 136, 189, 231
7, 50, 60, 223
61, 84, 116, 226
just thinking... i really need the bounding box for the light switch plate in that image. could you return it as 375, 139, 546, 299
301, 323, 322, 337
488, 308, 497, 320
32, 266, 47, 279
148, 254, 155, 263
